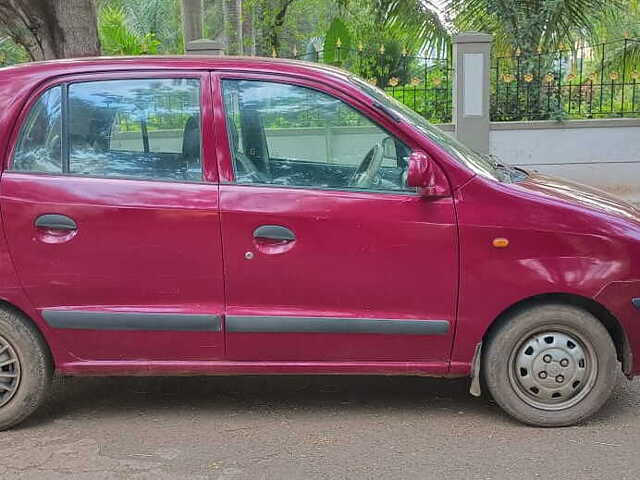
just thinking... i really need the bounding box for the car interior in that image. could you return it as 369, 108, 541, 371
228, 106, 412, 191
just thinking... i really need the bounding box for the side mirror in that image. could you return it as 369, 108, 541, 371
406, 150, 450, 197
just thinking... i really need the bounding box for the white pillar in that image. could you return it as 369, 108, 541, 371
452, 32, 493, 154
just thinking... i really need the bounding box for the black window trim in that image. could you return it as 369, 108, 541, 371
12, 76, 207, 185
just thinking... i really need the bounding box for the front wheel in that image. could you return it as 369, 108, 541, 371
483, 304, 619, 427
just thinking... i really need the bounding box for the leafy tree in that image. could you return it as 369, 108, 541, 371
99, 5, 161, 55
446, 0, 623, 56
98, 0, 183, 53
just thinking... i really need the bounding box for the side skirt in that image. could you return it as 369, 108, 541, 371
57, 360, 453, 377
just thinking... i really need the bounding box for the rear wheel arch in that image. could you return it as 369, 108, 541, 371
483, 293, 631, 375
0, 299, 54, 368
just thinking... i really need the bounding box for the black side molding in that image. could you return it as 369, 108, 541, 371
633, 298, 640, 311
226, 315, 449, 336
43, 310, 221, 331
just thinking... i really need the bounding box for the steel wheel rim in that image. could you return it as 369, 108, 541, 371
0, 334, 21, 408
508, 327, 598, 411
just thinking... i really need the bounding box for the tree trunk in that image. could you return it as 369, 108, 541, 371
0, 0, 100, 60
223, 0, 243, 55
267, 0, 295, 57
242, 3, 256, 56
254, 1, 265, 56
181, 0, 204, 45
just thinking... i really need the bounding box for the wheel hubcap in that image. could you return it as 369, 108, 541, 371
509, 330, 597, 411
0, 334, 20, 408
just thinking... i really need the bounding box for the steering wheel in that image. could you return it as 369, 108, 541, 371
349, 142, 384, 189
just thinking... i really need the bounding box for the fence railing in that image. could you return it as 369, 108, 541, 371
277, 35, 640, 125
492, 37, 640, 121
281, 46, 453, 124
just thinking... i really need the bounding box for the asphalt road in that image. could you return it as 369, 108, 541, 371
1, 373, 639, 479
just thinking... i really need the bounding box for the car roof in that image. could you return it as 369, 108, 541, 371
0, 55, 355, 84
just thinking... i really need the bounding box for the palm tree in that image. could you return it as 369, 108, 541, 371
242, 3, 256, 55
375, 0, 450, 55
444, 0, 623, 56
224, 0, 243, 55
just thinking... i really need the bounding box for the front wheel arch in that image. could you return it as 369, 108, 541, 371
482, 293, 631, 376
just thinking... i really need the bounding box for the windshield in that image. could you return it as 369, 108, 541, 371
350, 76, 504, 181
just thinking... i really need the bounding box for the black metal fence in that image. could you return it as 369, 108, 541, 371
282, 46, 453, 124
492, 37, 640, 121
278, 36, 640, 124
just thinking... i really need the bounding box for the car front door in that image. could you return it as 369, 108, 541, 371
0, 71, 225, 362
215, 74, 458, 370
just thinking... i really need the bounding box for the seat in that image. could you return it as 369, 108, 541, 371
182, 115, 201, 181
227, 120, 269, 183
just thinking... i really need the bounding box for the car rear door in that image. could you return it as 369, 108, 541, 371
214, 73, 458, 370
0, 71, 225, 362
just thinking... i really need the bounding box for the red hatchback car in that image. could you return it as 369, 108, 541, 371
0, 56, 638, 429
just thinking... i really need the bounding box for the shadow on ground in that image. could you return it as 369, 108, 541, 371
22, 374, 511, 428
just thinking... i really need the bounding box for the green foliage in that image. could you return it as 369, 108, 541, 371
386, 84, 452, 123
98, 0, 181, 54
323, 18, 352, 65
0, 36, 29, 66
99, 5, 161, 56
446, 0, 623, 56
367, 0, 450, 55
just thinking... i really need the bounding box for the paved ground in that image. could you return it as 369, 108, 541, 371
1, 373, 639, 479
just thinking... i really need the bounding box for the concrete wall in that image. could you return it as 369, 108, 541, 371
488, 119, 640, 203
266, 126, 387, 166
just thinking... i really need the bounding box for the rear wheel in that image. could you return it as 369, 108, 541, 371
0, 308, 52, 430
483, 304, 618, 427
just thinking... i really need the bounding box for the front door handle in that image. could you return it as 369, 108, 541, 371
253, 225, 295, 242
35, 214, 77, 231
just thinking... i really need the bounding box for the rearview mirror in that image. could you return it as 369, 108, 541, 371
406, 150, 450, 197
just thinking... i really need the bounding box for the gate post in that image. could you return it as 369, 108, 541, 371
185, 39, 226, 56
452, 32, 493, 154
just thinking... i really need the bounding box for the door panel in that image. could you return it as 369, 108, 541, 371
1, 72, 224, 362
220, 185, 458, 362
216, 76, 458, 364
1, 174, 224, 360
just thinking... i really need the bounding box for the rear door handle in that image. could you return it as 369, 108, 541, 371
35, 214, 77, 231
253, 225, 295, 242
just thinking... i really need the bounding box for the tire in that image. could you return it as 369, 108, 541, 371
483, 304, 618, 427
0, 307, 52, 430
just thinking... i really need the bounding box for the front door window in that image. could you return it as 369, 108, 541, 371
222, 79, 412, 192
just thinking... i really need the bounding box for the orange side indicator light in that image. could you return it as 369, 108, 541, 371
493, 237, 510, 248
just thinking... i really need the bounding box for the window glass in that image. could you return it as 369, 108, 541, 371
222, 80, 412, 192
12, 86, 63, 173
68, 78, 201, 181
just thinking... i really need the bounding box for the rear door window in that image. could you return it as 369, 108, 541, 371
12, 78, 202, 183
12, 86, 63, 173
68, 79, 201, 181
